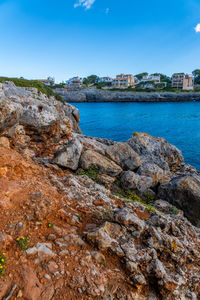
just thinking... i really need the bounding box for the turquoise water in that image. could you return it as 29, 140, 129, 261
73, 102, 200, 170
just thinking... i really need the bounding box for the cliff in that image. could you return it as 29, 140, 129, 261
0, 82, 200, 300
55, 86, 200, 102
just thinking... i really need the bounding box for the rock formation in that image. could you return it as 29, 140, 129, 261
0, 82, 199, 300
55, 86, 200, 103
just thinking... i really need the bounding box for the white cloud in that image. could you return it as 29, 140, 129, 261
195, 23, 200, 33
74, 0, 95, 10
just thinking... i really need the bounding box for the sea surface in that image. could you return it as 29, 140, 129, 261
72, 102, 200, 170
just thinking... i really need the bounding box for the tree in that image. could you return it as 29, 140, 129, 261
152, 73, 172, 84
135, 72, 148, 80
83, 77, 91, 86
192, 69, 200, 85
87, 75, 99, 84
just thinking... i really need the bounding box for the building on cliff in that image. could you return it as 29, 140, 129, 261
172, 73, 194, 90
141, 74, 161, 83
112, 74, 135, 88
66, 76, 83, 88
98, 77, 113, 83
37, 77, 55, 86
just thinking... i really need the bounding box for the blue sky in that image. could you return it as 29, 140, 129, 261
0, 0, 200, 82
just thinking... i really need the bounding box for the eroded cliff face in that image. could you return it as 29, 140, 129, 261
0, 82, 200, 300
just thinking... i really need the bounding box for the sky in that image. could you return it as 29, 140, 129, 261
0, 0, 200, 82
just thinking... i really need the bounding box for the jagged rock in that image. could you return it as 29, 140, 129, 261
158, 175, 200, 227
97, 174, 116, 189
1, 82, 200, 299
137, 162, 172, 185
53, 138, 83, 170
76, 134, 108, 155
115, 207, 145, 232
128, 132, 183, 171
0, 98, 23, 133
106, 142, 141, 170
120, 171, 153, 193
131, 274, 146, 286
80, 149, 122, 176
153, 199, 174, 214
26, 242, 56, 261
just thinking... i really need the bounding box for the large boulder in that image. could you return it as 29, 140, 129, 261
120, 171, 153, 193
158, 175, 200, 227
127, 132, 183, 171
53, 138, 83, 170
80, 149, 122, 177
137, 162, 172, 186
106, 142, 141, 170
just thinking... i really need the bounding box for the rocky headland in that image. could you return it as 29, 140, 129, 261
55, 86, 200, 102
0, 81, 200, 300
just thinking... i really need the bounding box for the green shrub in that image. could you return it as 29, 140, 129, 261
47, 222, 54, 228
77, 166, 99, 181
16, 237, 30, 250
170, 206, 178, 215
0, 253, 6, 275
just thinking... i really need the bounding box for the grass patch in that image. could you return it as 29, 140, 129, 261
77, 165, 99, 181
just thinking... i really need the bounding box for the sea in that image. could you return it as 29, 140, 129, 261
72, 102, 200, 170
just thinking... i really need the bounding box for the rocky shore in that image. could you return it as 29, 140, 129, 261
0, 81, 200, 300
55, 86, 200, 102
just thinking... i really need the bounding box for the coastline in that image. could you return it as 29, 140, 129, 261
55, 86, 200, 103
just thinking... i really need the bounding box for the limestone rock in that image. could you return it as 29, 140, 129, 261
120, 171, 153, 193
137, 162, 172, 186
0, 98, 23, 133
158, 175, 200, 227
128, 132, 183, 171
80, 149, 122, 177
106, 142, 141, 170
53, 138, 83, 170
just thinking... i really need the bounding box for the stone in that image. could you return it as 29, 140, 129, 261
22, 265, 42, 300
127, 132, 183, 171
48, 261, 59, 274
158, 175, 200, 227
150, 259, 166, 279
131, 274, 146, 286
80, 149, 122, 177
0, 137, 10, 148
97, 174, 116, 189
115, 207, 145, 232
26, 243, 56, 261
106, 142, 141, 170
137, 162, 172, 186
0, 98, 23, 133
53, 138, 83, 170
0, 232, 13, 248
91, 251, 105, 264
153, 199, 173, 214
120, 171, 153, 193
